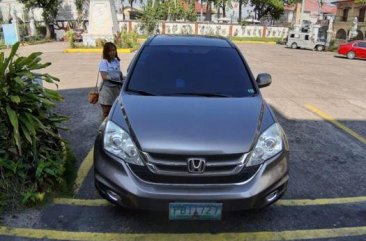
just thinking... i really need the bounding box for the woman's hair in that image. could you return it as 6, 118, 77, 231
103, 42, 120, 62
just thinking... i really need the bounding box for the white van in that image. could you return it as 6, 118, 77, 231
286, 31, 326, 51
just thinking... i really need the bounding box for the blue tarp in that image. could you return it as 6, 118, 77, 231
2, 24, 19, 45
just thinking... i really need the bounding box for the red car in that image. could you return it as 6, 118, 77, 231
338, 40, 366, 59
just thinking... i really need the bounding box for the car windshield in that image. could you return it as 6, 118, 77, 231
127, 46, 256, 97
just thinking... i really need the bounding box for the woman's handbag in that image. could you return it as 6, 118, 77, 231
88, 72, 100, 104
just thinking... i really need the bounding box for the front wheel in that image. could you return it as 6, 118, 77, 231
291, 43, 298, 49
316, 45, 325, 51
347, 51, 355, 59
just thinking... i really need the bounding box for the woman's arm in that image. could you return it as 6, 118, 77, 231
120, 71, 124, 81
100, 71, 111, 81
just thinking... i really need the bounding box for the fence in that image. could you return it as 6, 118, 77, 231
119, 21, 289, 39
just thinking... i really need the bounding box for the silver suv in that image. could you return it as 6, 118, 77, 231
94, 35, 289, 220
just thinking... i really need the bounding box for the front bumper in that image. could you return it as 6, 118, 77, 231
94, 134, 289, 211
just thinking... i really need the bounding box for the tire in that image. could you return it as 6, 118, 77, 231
316, 45, 325, 51
291, 43, 298, 49
347, 51, 355, 59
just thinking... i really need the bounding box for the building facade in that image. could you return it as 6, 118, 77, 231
333, 0, 366, 40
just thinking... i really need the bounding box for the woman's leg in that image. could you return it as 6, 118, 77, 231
101, 104, 112, 119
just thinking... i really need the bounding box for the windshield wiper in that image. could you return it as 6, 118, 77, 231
162, 92, 231, 97
127, 89, 156, 96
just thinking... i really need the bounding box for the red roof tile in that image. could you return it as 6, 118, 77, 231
305, 0, 337, 14
182, 1, 215, 14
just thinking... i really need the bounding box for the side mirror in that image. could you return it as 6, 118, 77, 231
256, 73, 272, 88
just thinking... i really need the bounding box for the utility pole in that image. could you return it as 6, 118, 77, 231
299, 0, 305, 27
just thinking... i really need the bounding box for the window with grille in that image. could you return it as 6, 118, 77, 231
342, 8, 349, 22
359, 8, 365, 22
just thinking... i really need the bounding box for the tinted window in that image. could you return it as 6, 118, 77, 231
358, 42, 366, 48
305, 35, 309, 40
290, 34, 295, 38
127, 46, 255, 97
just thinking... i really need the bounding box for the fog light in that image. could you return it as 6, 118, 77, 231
106, 190, 120, 202
266, 190, 279, 203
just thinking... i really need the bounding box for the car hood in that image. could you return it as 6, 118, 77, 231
121, 94, 264, 154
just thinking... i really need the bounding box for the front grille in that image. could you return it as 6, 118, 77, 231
129, 164, 260, 184
142, 152, 248, 176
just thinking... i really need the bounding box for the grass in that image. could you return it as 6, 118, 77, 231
58, 143, 77, 197
0, 38, 6, 49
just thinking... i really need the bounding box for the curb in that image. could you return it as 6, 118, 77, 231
64, 48, 138, 53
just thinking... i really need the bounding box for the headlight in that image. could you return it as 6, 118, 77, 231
103, 121, 144, 166
246, 123, 284, 166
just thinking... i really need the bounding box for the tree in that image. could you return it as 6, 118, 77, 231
185, 1, 197, 21
19, 0, 61, 39
205, 0, 213, 21
250, 0, 284, 20
75, 0, 87, 29
215, 0, 232, 18
236, 0, 249, 22
129, 0, 135, 9
141, 0, 158, 34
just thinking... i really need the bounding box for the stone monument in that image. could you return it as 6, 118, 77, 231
326, 16, 334, 46
83, 0, 119, 46
349, 17, 358, 40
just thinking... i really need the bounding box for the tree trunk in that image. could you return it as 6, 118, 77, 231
121, 1, 125, 21
222, 4, 226, 18
206, 1, 212, 21
238, 0, 242, 22
42, 11, 52, 39
205, 1, 209, 21
45, 24, 51, 39
217, 4, 220, 20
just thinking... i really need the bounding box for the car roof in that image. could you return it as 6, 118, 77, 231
147, 35, 233, 48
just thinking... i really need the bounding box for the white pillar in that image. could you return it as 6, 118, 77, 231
83, 0, 119, 46
29, 18, 36, 36
326, 16, 334, 45
11, 8, 20, 42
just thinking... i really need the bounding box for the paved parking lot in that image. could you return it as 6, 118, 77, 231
1, 41, 365, 241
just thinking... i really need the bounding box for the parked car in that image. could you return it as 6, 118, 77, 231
338, 40, 366, 59
94, 35, 289, 220
286, 30, 326, 51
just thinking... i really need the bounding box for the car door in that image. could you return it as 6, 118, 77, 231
355, 41, 366, 58
297, 34, 304, 48
303, 34, 312, 49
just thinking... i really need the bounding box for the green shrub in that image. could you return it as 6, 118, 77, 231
66, 30, 76, 48
116, 31, 139, 49
95, 38, 107, 48
35, 25, 47, 37
0, 42, 69, 211
327, 39, 341, 52
18, 24, 29, 39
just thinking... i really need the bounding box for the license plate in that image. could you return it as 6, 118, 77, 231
169, 202, 222, 220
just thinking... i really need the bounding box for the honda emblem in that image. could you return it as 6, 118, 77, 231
187, 158, 206, 173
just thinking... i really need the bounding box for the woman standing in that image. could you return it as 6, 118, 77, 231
98, 42, 124, 118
